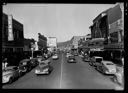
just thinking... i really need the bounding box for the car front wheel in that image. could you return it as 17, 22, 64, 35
19, 71, 22, 77
9, 77, 13, 84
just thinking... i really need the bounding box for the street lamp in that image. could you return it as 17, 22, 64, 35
31, 42, 35, 58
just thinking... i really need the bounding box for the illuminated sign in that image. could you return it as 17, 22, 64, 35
8, 15, 14, 41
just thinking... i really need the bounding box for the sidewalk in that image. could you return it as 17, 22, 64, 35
114, 65, 124, 90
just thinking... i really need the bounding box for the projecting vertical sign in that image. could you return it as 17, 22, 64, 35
8, 15, 14, 41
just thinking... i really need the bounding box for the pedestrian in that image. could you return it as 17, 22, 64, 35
4, 58, 8, 68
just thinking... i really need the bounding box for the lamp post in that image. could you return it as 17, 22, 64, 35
31, 42, 35, 58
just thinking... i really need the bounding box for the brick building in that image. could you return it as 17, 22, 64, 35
2, 13, 24, 53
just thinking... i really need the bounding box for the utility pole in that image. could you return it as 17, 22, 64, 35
31, 42, 35, 58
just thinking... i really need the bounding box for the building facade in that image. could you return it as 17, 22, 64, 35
37, 33, 47, 51
47, 37, 57, 52
24, 38, 35, 51
2, 13, 24, 53
71, 36, 86, 49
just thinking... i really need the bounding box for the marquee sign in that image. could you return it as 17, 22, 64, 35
8, 15, 14, 41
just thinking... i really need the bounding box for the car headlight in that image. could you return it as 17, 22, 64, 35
43, 68, 48, 71
3, 75, 10, 80
35, 70, 39, 73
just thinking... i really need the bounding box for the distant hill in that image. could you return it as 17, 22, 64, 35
57, 40, 71, 48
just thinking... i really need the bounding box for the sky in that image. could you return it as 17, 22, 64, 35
3, 4, 115, 42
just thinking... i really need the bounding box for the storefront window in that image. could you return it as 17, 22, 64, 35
110, 32, 118, 43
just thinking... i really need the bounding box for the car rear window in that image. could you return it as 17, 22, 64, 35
96, 58, 102, 62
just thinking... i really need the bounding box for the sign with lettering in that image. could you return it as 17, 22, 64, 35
8, 15, 14, 41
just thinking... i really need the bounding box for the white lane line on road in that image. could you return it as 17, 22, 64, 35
60, 53, 64, 88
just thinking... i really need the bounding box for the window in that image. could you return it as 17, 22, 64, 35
110, 32, 118, 43
5, 48, 13, 52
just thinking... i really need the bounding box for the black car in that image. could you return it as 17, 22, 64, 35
30, 58, 38, 68
18, 59, 32, 75
83, 55, 90, 62
67, 55, 76, 63
89, 56, 103, 67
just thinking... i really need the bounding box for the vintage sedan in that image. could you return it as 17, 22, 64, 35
35, 62, 53, 75
18, 59, 32, 75
66, 53, 72, 58
52, 54, 59, 60
30, 58, 38, 68
89, 56, 103, 66
96, 61, 117, 75
67, 55, 76, 63
83, 54, 90, 62
2, 66, 20, 84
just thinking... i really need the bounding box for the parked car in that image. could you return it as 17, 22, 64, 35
19, 59, 32, 74
37, 56, 44, 63
66, 53, 72, 58
41, 59, 51, 65
35, 62, 53, 75
96, 60, 117, 75
83, 54, 90, 62
2, 66, 21, 84
30, 58, 38, 68
67, 55, 76, 63
52, 54, 59, 60
89, 56, 103, 66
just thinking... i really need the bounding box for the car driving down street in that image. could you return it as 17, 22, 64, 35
67, 55, 76, 63
52, 54, 59, 60
35, 62, 53, 75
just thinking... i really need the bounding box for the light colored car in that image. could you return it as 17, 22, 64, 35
2, 66, 20, 84
52, 54, 59, 60
35, 63, 53, 75
67, 55, 76, 63
66, 53, 72, 58
96, 61, 116, 75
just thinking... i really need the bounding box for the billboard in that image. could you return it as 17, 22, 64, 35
8, 15, 14, 41
47, 37, 57, 47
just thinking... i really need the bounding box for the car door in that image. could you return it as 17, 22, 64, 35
13, 67, 19, 78
92, 57, 95, 66
97, 61, 102, 70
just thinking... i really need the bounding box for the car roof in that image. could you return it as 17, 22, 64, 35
20, 59, 30, 62
102, 61, 114, 64
5, 66, 17, 70
93, 56, 103, 58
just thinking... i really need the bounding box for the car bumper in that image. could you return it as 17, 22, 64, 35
2, 77, 9, 83
68, 60, 76, 63
52, 58, 58, 60
35, 71, 49, 74
105, 70, 116, 74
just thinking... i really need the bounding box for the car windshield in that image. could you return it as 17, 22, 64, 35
69, 56, 74, 59
96, 58, 102, 62
40, 62, 45, 65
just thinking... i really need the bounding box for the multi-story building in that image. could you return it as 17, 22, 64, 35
89, 3, 124, 64
24, 38, 35, 51
37, 33, 47, 51
70, 36, 86, 49
2, 13, 24, 53
47, 37, 57, 52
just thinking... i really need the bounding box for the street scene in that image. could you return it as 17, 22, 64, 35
2, 3, 124, 90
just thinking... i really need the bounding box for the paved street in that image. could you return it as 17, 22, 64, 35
3, 52, 119, 89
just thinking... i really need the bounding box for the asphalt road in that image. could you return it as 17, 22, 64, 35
2, 52, 119, 89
